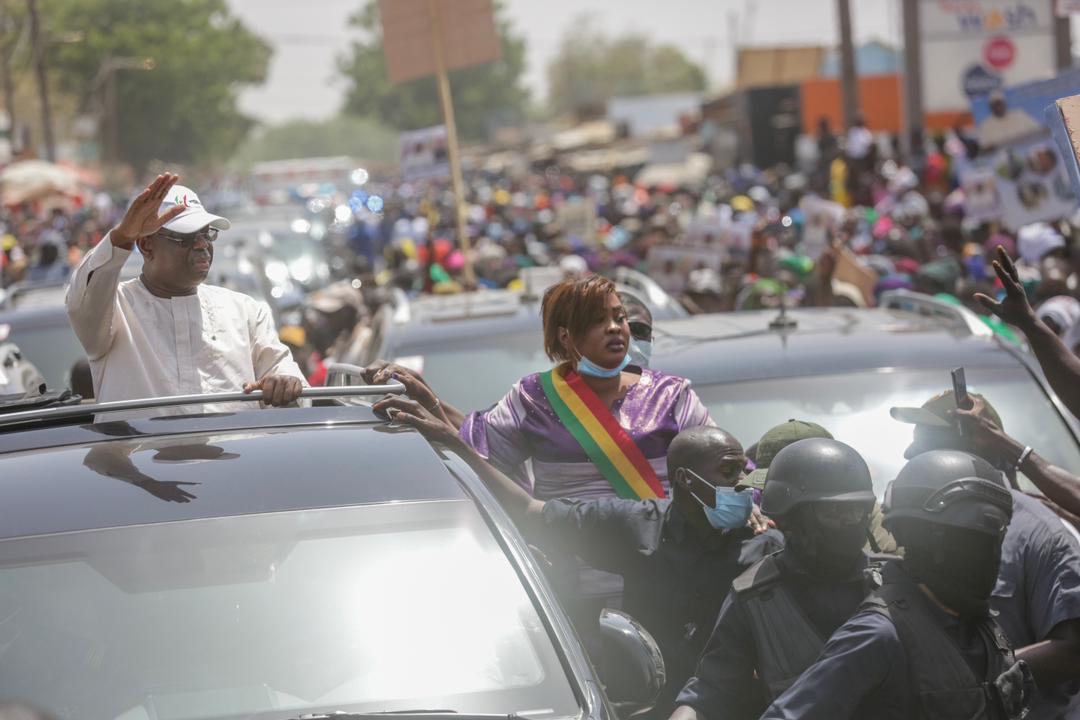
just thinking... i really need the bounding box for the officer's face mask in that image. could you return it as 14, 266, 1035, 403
683, 467, 753, 530
628, 339, 652, 368
902, 525, 1003, 617
788, 503, 872, 578
628, 320, 653, 368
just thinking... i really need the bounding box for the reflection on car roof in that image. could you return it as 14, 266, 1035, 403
652, 308, 1019, 385
0, 419, 463, 540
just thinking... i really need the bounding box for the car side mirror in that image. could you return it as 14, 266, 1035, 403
595, 609, 665, 718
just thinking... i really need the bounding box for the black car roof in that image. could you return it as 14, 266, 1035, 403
0, 303, 71, 329
381, 283, 683, 353
652, 308, 1021, 385
0, 406, 465, 540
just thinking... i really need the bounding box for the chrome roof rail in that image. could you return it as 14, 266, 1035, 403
325, 362, 371, 386
879, 290, 993, 338
0, 382, 406, 428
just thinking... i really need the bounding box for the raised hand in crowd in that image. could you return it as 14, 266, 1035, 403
977, 245, 1080, 420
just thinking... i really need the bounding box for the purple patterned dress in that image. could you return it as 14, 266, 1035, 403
459, 367, 714, 500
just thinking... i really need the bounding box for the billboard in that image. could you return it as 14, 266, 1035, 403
920, 0, 1055, 113
961, 71, 1079, 229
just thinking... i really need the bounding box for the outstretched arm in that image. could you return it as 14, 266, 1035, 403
372, 395, 542, 521
976, 246, 1080, 419
952, 401, 1080, 519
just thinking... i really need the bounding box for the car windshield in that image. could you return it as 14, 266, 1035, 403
0, 501, 578, 720
394, 331, 551, 412
693, 366, 1080, 496
4, 321, 85, 390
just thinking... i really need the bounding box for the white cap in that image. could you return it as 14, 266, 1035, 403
1017, 222, 1065, 265
159, 185, 230, 234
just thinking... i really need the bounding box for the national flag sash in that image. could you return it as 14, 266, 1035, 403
539, 366, 666, 500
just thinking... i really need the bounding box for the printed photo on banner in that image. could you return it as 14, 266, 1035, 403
970, 69, 1080, 151
399, 125, 450, 182
962, 68, 1080, 229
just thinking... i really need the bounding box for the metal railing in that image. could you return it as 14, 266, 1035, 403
879, 290, 993, 338
0, 382, 406, 428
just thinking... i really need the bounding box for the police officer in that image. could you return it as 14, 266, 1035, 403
744, 419, 898, 554
893, 391, 1080, 717
617, 290, 653, 368
760, 450, 1033, 720
372, 398, 782, 717
671, 437, 879, 720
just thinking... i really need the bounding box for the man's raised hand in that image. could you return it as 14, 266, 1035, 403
112, 173, 185, 250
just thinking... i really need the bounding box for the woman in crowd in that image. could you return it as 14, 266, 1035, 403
460, 274, 713, 500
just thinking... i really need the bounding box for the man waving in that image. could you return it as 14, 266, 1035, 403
66, 173, 305, 413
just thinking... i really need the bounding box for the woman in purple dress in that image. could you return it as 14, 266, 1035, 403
459, 275, 713, 500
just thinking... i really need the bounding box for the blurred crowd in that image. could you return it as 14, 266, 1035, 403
0, 195, 120, 289
343, 118, 1080, 353
6, 118, 1080, 361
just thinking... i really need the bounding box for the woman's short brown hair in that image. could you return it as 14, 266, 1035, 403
541, 275, 618, 362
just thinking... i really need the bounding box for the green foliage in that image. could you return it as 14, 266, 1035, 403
337, 1, 528, 140
232, 115, 399, 166
42, 0, 271, 172
547, 16, 707, 118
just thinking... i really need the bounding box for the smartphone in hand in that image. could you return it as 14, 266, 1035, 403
952, 367, 971, 410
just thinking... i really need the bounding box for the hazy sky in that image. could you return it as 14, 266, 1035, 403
229, 0, 904, 124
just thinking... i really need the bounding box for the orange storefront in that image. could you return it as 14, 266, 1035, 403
800, 74, 973, 134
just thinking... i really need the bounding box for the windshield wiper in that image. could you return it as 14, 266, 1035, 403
292, 712, 529, 720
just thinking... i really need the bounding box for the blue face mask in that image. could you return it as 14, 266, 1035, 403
685, 468, 753, 530
628, 339, 652, 368
576, 352, 631, 378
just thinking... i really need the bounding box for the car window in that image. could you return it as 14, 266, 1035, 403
5, 321, 86, 390
692, 366, 1080, 496
0, 501, 579, 720
394, 331, 551, 412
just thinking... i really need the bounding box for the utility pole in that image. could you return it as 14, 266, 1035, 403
838, 0, 859, 128
25, 0, 53, 161
427, 0, 474, 287
0, 0, 16, 151
1053, 0, 1072, 72
901, 0, 923, 157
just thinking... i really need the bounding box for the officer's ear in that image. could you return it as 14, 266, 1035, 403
672, 467, 689, 490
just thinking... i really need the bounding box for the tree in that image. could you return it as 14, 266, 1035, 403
232, 115, 399, 166
337, 1, 528, 140
547, 16, 707, 118
42, 0, 270, 173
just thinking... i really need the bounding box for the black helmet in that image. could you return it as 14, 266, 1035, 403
760, 438, 875, 518
883, 450, 1012, 537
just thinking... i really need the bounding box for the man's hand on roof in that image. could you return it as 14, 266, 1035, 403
243, 374, 303, 407
111, 173, 186, 250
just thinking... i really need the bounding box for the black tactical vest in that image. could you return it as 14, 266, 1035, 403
732, 553, 884, 700
861, 571, 1030, 720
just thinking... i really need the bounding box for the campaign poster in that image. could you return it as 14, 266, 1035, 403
399, 125, 450, 182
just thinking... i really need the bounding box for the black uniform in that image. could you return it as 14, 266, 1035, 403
539, 497, 781, 713
676, 548, 878, 720
760, 561, 1025, 720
